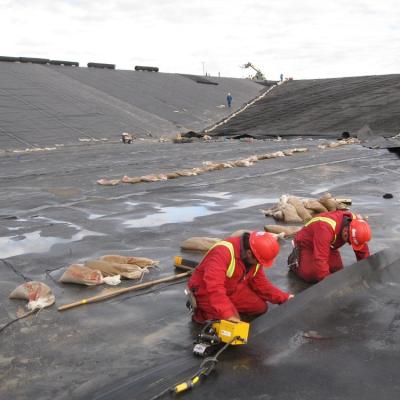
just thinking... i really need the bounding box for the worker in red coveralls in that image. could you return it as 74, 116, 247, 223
187, 231, 293, 324
288, 210, 372, 283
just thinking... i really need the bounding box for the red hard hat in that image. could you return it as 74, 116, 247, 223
249, 231, 280, 267
349, 219, 371, 250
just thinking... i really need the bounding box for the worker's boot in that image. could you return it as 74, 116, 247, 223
287, 242, 300, 273
185, 286, 197, 315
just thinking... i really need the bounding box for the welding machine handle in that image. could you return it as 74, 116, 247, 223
174, 256, 198, 270
173, 376, 200, 393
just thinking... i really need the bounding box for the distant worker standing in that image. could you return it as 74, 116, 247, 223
187, 231, 293, 324
226, 93, 233, 108
288, 210, 371, 283
280, 73, 284, 82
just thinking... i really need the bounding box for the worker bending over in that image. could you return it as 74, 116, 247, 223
288, 210, 371, 283
188, 231, 293, 324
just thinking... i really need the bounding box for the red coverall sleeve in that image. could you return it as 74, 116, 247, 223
354, 243, 370, 260
250, 270, 289, 304
202, 247, 238, 319
312, 223, 335, 281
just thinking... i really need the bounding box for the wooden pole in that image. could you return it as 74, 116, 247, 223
58, 271, 191, 312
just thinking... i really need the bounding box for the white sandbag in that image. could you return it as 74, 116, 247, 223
102, 275, 121, 285
9, 281, 55, 310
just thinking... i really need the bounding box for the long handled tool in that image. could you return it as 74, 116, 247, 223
58, 271, 191, 311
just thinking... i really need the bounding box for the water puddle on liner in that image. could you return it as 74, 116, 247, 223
0, 229, 104, 258
123, 205, 216, 228
123, 197, 270, 228
88, 213, 106, 220
197, 192, 232, 199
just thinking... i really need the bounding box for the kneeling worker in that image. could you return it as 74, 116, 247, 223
188, 231, 293, 324
288, 210, 372, 283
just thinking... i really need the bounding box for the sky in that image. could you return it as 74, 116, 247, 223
0, 0, 399, 80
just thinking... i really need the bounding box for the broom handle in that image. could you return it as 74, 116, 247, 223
58, 271, 191, 311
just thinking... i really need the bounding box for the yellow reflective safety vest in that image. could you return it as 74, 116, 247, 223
207, 240, 261, 278
304, 216, 337, 243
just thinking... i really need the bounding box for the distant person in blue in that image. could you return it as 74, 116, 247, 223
226, 93, 233, 108
280, 73, 284, 82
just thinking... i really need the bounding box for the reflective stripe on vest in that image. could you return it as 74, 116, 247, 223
304, 216, 337, 243
208, 241, 260, 278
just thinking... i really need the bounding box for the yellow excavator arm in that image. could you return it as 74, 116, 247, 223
242, 62, 266, 80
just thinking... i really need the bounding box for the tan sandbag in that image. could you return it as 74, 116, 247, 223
59, 264, 103, 286
281, 203, 303, 223
176, 169, 197, 176
97, 178, 120, 186
287, 196, 313, 221
166, 172, 180, 179
283, 149, 295, 156
121, 175, 141, 184
100, 255, 159, 268
319, 193, 338, 211
303, 199, 328, 213
257, 153, 274, 160
140, 175, 161, 182
270, 151, 285, 158
272, 210, 284, 221
180, 237, 221, 251
264, 225, 302, 238
85, 260, 146, 280
292, 148, 308, 153
9, 281, 55, 310
318, 193, 348, 211
233, 159, 254, 167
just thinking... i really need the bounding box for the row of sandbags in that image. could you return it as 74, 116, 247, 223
96, 147, 309, 186
261, 193, 351, 223
8, 255, 159, 312
318, 137, 360, 149
59, 255, 159, 286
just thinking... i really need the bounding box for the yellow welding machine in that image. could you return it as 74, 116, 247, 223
212, 320, 250, 345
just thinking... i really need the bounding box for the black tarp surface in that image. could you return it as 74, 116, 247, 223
1, 136, 400, 399
0, 62, 263, 149
210, 75, 400, 140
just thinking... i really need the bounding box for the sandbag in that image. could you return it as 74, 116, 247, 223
180, 237, 221, 251
264, 225, 302, 238
100, 255, 159, 268
303, 199, 328, 214
166, 172, 180, 179
9, 281, 55, 310
85, 260, 145, 279
281, 203, 303, 223
121, 175, 141, 184
140, 175, 162, 182
59, 264, 103, 286
233, 159, 254, 167
287, 196, 313, 221
318, 193, 349, 211
176, 169, 197, 176
97, 178, 120, 186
